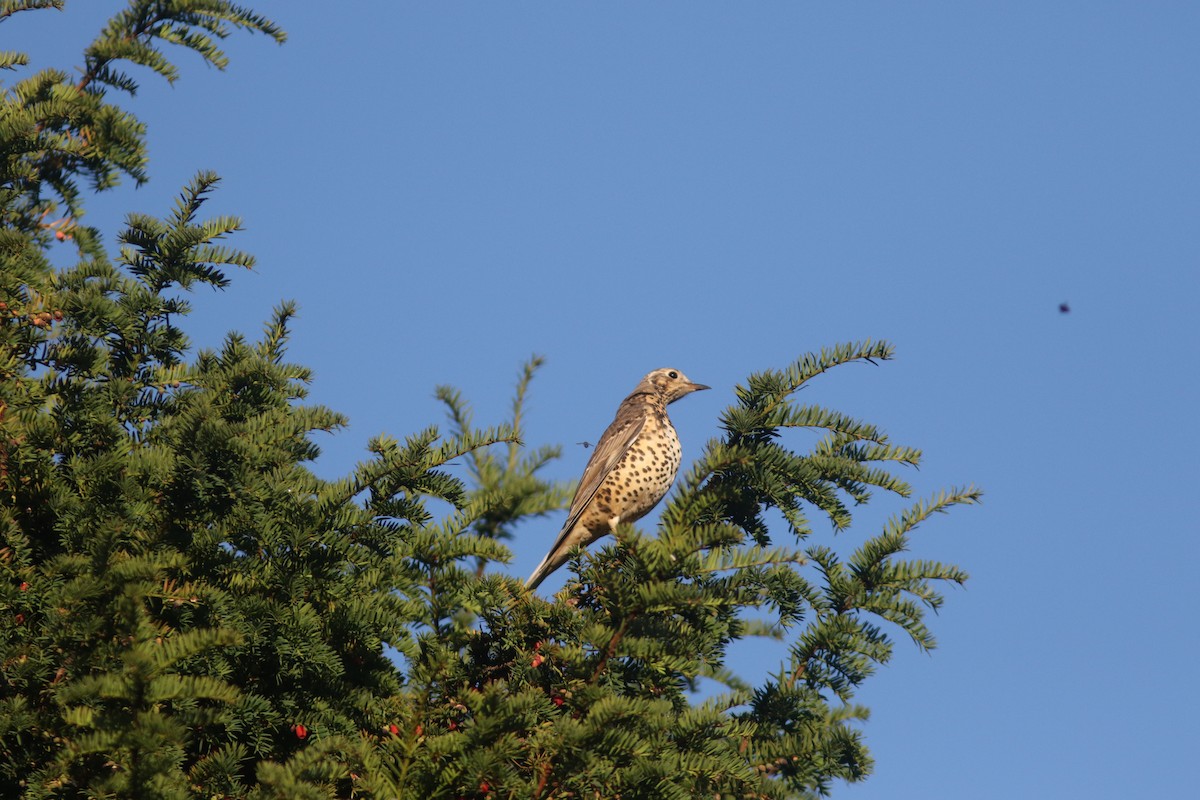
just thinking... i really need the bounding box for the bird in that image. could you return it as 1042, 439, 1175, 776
525, 368, 709, 590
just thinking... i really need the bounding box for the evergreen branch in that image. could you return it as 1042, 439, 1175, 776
437, 360, 569, 552
317, 426, 519, 529
688, 542, 806, 575
255, 301, 297, 364
0, 50, 29, 69
768, 403, 888, 441
726, 340, 895, 437
590, 613, 636, 684
144, 674, 241, 704
814, 434, 923, 467
434, 385, 473, 440
0, 0, 61, 22
880, 485, 983, 540
151, 627, 244, 673
507, 354, 544, 471
80, 0, 285, 94
118, 171, 254, 293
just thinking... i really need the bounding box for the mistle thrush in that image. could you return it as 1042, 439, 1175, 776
525, 368, 709, 590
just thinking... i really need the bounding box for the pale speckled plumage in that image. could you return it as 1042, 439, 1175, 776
525, 368, 709, 590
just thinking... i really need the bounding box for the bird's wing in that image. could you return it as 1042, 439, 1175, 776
549, 406, 646, 550
526, 398, 650, 590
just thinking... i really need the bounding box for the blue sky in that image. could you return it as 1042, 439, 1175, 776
11, 2, 1199, 797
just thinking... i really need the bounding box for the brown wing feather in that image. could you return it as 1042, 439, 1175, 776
548, 404, 646, 552
526, 390, 654, 589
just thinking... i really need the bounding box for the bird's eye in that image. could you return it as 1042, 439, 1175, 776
668, 371, 678, 379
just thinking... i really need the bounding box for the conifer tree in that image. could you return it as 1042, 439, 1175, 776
1, 4, 980, 798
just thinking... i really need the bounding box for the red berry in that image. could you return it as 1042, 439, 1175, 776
531, 654, 545, 668
388, 724, 399, 736
19, 582, 28, 592
448, 721, 457, 731
292, 723, 307, 739
552, 695, 564, 707
479, 781, 490, 793
14, 613, 25, 625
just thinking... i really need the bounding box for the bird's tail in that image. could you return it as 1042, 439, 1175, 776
524, 554, 555, 591
526, 525, 579, 590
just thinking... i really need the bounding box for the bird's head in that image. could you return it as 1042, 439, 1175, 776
641, 368, 710, 404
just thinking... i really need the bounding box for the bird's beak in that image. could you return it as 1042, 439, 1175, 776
689, 383, 711, 393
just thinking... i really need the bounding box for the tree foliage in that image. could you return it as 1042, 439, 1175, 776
1, 4, 980, 798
